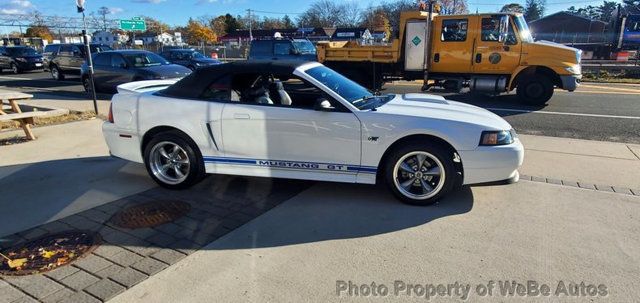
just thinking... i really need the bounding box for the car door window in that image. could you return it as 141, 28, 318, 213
273, 42, 292, 56
94, 53, 111, 67
250, 41, 271, 57
441, 19, 468, 42
200, 74, 231, 101
60, 45, 72, 56
111, 54, 126, 68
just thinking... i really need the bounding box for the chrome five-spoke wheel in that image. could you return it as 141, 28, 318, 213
149, 141, 191, 185
393, 151, 445, 200
384, 142, 456, 206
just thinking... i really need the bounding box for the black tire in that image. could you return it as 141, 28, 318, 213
516, 75, 554, 105
51, 65, 64, 80
10, 63, 19, 74
383, 142, 456, 206
143, 131, 206, 190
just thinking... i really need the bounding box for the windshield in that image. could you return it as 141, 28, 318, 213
305, 65, 378, 109
6, 47, 38, 56
124, 52, 169, 67
293, 40, 317, 54
514, 15, 534, 43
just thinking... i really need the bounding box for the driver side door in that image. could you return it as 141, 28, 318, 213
219, 75, 363, 182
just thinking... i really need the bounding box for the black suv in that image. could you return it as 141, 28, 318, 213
43, 43, 112, 80
248, 39, 317, 61
0, 46, 44, 74
159, 49, 220, 70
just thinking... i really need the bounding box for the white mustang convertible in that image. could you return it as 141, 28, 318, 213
103, 61, 524, 205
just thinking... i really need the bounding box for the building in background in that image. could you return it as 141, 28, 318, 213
91, 30, 129, 46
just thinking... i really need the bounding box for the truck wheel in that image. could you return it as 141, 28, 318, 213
51, 65, 65, 80
516, 76, 554, 105
143, 131, 206, 190
384, 142, 456, 206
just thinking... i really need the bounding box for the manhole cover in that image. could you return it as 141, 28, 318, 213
110, 200, 191, 229
0, 231, 100, 276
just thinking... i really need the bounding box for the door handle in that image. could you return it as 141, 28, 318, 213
475, 53, 482, 63
233, 113, 250, 119
433, 53, 440, 63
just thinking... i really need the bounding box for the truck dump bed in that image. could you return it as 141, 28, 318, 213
316, 41, 401, 63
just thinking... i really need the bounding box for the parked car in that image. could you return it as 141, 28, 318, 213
159, 49, 221, 70
81, 50, 191, 93
43, 43, 112, 80
0, 46, 44, 74
248, 38, 317, 61
102, 61, 524, 206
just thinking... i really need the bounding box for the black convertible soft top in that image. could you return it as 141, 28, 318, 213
162, 60, 310, 99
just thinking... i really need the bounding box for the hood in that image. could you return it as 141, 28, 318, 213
193, 58, 220, 64
376, 94, 512, 130
522, 40, 580, 65
139, 64, 191, 78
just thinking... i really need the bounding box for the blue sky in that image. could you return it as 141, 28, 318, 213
0, 0, 620, 29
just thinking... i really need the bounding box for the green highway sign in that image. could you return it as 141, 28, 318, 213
120, 19, 146, 31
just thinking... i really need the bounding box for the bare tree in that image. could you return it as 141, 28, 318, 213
97, 7, 111, 31
439, 0, 469, 15
338, 1, 362, 27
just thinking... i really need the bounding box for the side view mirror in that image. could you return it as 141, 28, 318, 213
314, 98, 334, 111
498, 15, 510, 43
119, 63, 128, 69
73, 50, 81, 57
290, 49, 301, 55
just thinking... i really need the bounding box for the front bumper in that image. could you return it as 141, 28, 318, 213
16, 61, 44, 71
560, 74, 581, 92
458, 138, 525, 185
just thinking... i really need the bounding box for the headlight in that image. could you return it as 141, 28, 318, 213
565, 65, 581, 75
15, 58, 27, 62
480, 130, 515, 146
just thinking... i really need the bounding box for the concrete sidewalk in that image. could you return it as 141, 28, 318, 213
518, 134, 640, 190
111, 181, 640, 303
0, 119, 155, 238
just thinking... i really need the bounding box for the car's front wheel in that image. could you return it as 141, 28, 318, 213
143, 131, 206, 189
384, 143, 456, 206
10, 63, 19, 74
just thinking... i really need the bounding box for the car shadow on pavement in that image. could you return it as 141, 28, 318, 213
0, 169, 473, 302
0, 156, 154, 239
209, 182, 474, 250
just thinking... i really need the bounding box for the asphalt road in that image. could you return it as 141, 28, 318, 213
1, 70, 640, 143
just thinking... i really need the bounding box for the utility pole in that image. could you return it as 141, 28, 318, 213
246, 9, 253, 41
77, 0, 99, 115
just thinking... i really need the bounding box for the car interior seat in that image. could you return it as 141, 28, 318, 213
269, 81, 292, 106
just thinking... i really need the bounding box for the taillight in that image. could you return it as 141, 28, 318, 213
108, 104, 114, 123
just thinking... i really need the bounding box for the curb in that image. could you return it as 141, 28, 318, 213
520, 174, 639, 197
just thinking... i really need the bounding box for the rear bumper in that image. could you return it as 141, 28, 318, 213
459, 139, 524, 185
560, 74, 581, 92
102, 122, 143, 163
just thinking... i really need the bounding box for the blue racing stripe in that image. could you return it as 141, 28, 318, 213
203, 156, 377, 174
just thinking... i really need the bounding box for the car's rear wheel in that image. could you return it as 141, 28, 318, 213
51, 65, 64, 80
384, 143, 456, 206
143, 131, 206, 189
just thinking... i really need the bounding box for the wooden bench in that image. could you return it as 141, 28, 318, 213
0, 92, 45, 140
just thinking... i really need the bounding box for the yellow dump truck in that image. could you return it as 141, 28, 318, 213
317, 10, 583, 105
